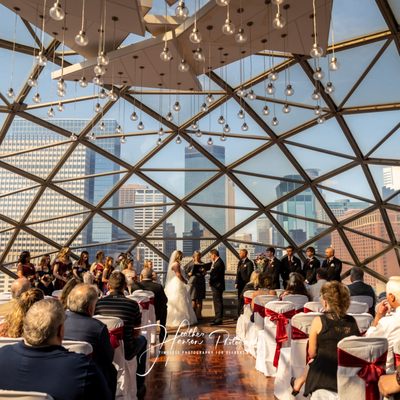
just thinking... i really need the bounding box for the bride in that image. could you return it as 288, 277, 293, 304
164, 250, 197, 327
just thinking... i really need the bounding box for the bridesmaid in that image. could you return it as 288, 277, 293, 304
187, 251, 206, 320
90, 251, 105, 291
52, 247, 73, 290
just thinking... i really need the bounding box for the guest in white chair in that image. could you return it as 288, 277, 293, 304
280, 272, 310, 300
251, 274, 277, 310
0, 277, 30, 317
347, 266, 376, 316
308, 268, 328, 300
290, 282, 360, 397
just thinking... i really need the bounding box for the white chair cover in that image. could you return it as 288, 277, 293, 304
242, 290, 256, 318
311, 389, 339, 400
94, 315, 136, 400
394, 340, 400, 371
348, 301, 369, 314
303, 301, 324, 313
0, 390, 54, 399
132, 290, 157, 344
351, 295, 374, 309
350, 313, 373, 335
62, 340, 93, 355
337, 336, 388, 400
51, 290, 62, 298
0, 337, 23, 348
275, 289, 285, 298
282, 294, 309, 310
255, 301, 296, 377
236, 290, 256, 342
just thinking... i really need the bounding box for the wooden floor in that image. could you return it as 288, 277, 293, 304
145, 316, 275, 400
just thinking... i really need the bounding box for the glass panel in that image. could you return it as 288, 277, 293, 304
388, 0, 400, 24
387, 210, 400, 242
370, 129, 400, 159
324, 231, 353, 263
387, 192, 400, 206
0, 169, 38, 195
0, 187, 40, 221
369, 165, 400, 200
366, 249, 399, 293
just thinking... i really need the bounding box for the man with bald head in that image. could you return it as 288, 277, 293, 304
321, 247, 342, 282
0, 277, 31, 317
63, 283, 117, 396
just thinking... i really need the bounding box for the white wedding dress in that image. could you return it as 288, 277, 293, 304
164, 255, 197, 328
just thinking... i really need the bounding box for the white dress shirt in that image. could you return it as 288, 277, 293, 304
308, 279, 327, 300
365, 306, 400, 372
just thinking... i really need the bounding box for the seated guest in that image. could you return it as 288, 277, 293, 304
251, 274, 277, 311
291, 282, 360, 396
0, 288, 44, 337
242, 270, 261, 293
0, 299, 112, 400
347, 266, 376, 316
280, 272, 310, 300
122, 260, 142, 294
83, 271, 95, 284
308, 268, 328, 300
140, 268, 168, 344
64, 284, 117, 396
95, 271, 147, 399
59, 278, 79, 309
379, 366, 400, 398
366, 276, 400, 373
0, 277, 31, 317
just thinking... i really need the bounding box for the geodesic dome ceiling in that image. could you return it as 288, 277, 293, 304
0, 0, 399, 292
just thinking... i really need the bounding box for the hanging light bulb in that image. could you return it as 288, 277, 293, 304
325, 81, 335, 94
166, 112, 174, 121
207, 137, 214, 145
47, 107, 55, 117
217, 115, 225, 124
272, 12, 286, 29
178, 59, 189, 72
35, 51, 47, 66
223, 124, 231, 133
314, 105, 322, 115
200, 102, 207, 112
94, 64, 106, 76
235, 28, 247, 44
137, 121, 144, 130
57, 102, 64, 112
195, 129, 202, 137
99, 88, 107, 99
237, 88, 246, 97
313, 67, 325, 81
173, 101, 181, 111
310, 43, 323, 58
188, 141, 194, 149
32, 93, 41, 103
189, 28, 202, 44
57, 78, 66, 91
311, 90, 321, 101
220, 134, 227, 142
222, 18, 235, 35
266, 82, 275, 95
247, 89, 256, 100
157, 137, 163, 145
271, 116, 279, 126
92, 76, 103, 86
120, 136, 127, 144
115, 125, 122, 134
99, 121, 105, 131
285, 84, 294, 96
176, 135, 182, 144
27, 76, 38, 87
268, 71, 279, 81
263, 105, 270, 115
7, 88, 14, 99
329, 56, 340, 71
95, 102, 102, 113
57, 88, 65, 98
216, 0, 230, 5
70, 133, 78, 141
88, 131, 96, 140
75, 30, 89, 46
272, 0, 284, 4
175, 0, 189, 21
237, 109, 245, 119
158, 127, 164, 136
206, 93, 214, 104
191, 121, 199, 130
79, 77, 88, 88
282, 103, 291, 114
49, 0, 65, 21
160, 44, 172, 62
97, 52, 109, 66
241, 122, 249, 131
108, 90, 118, 102
193, 48, 205, 62
317, 116, 325, 124
130, 111, 138, 121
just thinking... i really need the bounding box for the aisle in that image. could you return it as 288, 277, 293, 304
145, 317, 275, 400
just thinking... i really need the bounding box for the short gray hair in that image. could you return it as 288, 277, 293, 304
23, 299, 65, 346
11, 277, 30, 299
141, 268, 153, 280
67, 284, 98, 314
350, 266, 364, 281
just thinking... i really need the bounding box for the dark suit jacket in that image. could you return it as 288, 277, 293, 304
301, 256, 321, 285
235, 258, 254, 291
205, 258, 225, 291
138, 279, 168, 321
262, 257, 282, 289
280, 255, 302, 284
321, 257, 342, 281
347, 280, 376, 316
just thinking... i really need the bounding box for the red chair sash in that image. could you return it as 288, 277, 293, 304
253, 303, 265, 318
394, 352, 400, 369
139, 300, 150, 310
244, 297, 252, 305
109, 326, 124, 349
264, 308, 296, 368
291, 326, 311, 364
149, 297, 155, 305
337, 348, 387, 400
303, 307, 312, 313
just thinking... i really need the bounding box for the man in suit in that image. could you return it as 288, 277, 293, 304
280, 245, 301, 288
262, 247, 282, 289
347, 266, 376, 316
321, 247, 342, 282
204, 249, 225, 326
301, 246, 321, 285
235, 249, 254, 316
139, 268, 168, 344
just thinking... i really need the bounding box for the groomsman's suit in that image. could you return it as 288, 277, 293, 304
235, 257, 254, 315
262, 257, 282, 289
205, 256, 225, 324
280, 254, 302, 287
301, 256, 321, 285
321, 256, 342, 282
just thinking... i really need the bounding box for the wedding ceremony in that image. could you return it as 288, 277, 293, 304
0, 0, 399, 399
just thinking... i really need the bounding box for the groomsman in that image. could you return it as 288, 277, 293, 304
280, 245, 301, 288
262, 247, 282, 289
301, 246, 320, 285
235, 249, 254, 316
321, 247, 342, 282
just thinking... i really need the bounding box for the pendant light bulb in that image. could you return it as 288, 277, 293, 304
75, 30, 89, 46
49, 1, 65, 21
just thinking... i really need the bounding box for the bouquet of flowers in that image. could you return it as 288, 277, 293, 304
254, 253, 268, 273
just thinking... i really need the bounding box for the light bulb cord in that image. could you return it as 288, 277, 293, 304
40, 0, 47, 53
80, 0, 86, 32
312, 0, 318, 46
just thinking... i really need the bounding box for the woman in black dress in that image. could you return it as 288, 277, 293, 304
187, 251, 206, 319
291, 281, 360, 396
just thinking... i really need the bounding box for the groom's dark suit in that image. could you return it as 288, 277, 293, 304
205, 257, 225, 323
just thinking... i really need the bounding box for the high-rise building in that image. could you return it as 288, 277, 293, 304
383, 166, 400, 190
255, 215, 273, 254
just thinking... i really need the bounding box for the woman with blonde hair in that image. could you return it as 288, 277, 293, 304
0, 288, 44, 337
142, 259, 158, 282
52, 247, 72, 290
122, 259, 140, 294
290, 281, 360, 397
251, 273, 277, 311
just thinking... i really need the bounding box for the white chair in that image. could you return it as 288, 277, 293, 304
303, 301, 324, 313
51, 290, 62, 298
0, 337, 23, 348
350, 313, 373, 335
242, 290, 256, 318
0, 390, 54, 399
347, 300, 369, 314
94, 315, 136, 400
281, 294, 309, 311
394, 341, 400, 370
133, 290, 157, 344
337, 336, 388, 400
62, 340, 93, 355
256, 301, 296, 377
350, 295, 374, 309
236, 290, 256, 341
311, 389, 339, 400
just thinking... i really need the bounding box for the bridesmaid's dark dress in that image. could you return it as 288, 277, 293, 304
304, 313, 360, 396
53, 259, 73, 290
187, 263, 206, 301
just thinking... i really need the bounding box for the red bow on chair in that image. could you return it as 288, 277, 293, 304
265, 308, 296, 368
149, 297, 155, 305
139, 300, 150, 310
291, 326, 311, 364
109, 326, 124, 349
253, 303, 265, 318
337, 348, 387, 400
244, 297, 252, 305
394, 353, 400, 369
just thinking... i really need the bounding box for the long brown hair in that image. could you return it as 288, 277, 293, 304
320, 281, 351, 318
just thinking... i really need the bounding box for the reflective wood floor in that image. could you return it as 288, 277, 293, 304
145, 317, 275, 400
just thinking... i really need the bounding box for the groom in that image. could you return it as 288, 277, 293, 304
204, 249, 225, 326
